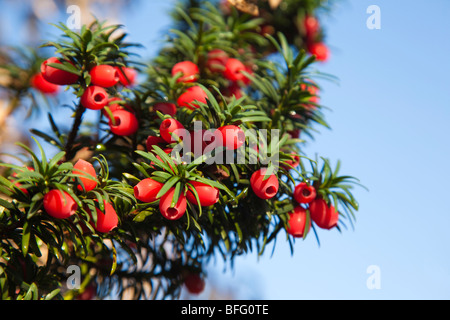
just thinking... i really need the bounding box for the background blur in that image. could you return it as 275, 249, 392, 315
1, 0, 449, 300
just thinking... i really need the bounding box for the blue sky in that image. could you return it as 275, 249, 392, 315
2, 0, 450, 300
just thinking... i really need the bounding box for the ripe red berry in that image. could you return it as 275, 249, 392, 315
283, 152, 300, 170
300, 82, 319, 108
206, 49, 229, 73
89, 65, 120, 88
217, 125, 245, 150
223, 82, 243, 99
223, 58, 247, 82
186, 181, 219, 207
76, 284, 97, 300
30, 73, 59, 95
293, 182, 316, 204
146, 135, 166, 152
159, 187, 187, 220
160, 118, 185, 143
177, 86, 208, 109
184, 273, 205, 295
89, 200, 119, 233
40, 57, 79, 85
250, 168, 279, 200
288, 129, 301, 138
304, 15, 320, 38
102, 97, 133, 116
286, 206, 311, 238
307, 42, 329, 62
115, 66, 137, 86
73, 159, 97, 192
10, 167, 34, 195
134, 178, 164, 203
309, 198, 339, 230
189, 129, 218, 157
154, 102, 177, 117
171, 61, 199, 83
150, 148, 178, 172
12, 182, 29, 195
241, 65, 253, 86
43, 189, 78, 219
81, 86, 109, 110
108, 110, 139, 136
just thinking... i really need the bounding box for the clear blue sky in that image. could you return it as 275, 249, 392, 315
2, 0, 450, 300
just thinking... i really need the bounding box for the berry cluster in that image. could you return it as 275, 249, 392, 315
37, 57, 139, 136
287, 182, 339, 238
303, 15, 329, 62
0, 2, 362, 299
133, 177, 219, 221
206, 49, 253, 99
41, 159, 118, 233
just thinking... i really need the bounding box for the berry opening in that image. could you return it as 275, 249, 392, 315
167, 207, 179, 218
112, 116, 121, 127
302, 188, 311, 197
265, 186, 277, 197
94, 93, 106, 102
161, 120, 171, 130
70, 203, 78, 214
113, 69, 120, 82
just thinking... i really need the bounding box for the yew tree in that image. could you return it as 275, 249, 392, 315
0, 0, 362, 300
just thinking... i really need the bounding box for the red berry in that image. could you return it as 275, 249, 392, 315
184, 273, 205, 295
177, 86, 208, 109
10, 167, 34, 195
73, 159, 97, 192
13, 182, 29, 195
146, 135, 166, 152
241, 65, 253, 85
260, 24, 275, 36
43, 189, 78, 219
30, 73, 59, 95
217, 125, 245, 150
288, 129, 301, 138
81, 86, 109, 110
89, 65, 120, 88
108, 110, 139, 136
307, 42, 329, 62
283, 152, 300, 170
154, 102, 177, 117
102, 97, 133, 116
115, 66, 137, 86
300, 82, 319, 108
309, 198, 339, 229
171, 61, 199, 83
304, 15, 320, 38
150, 148, 178, 172
89, 200, 119, 233
186, 181, 219, 207
206, 49, 229, 73
223, 58, 247, 82
134, 178, 164, 203
40, 57, 79, 85
76, 284, 97, 300
250, 168, 279, 200
159, 187, 187, 220
189, 129, 219, 157
223, 82, 243, 99
293, 182, 316, 204
287, 206, 311, 238
159, 118, 185, 143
